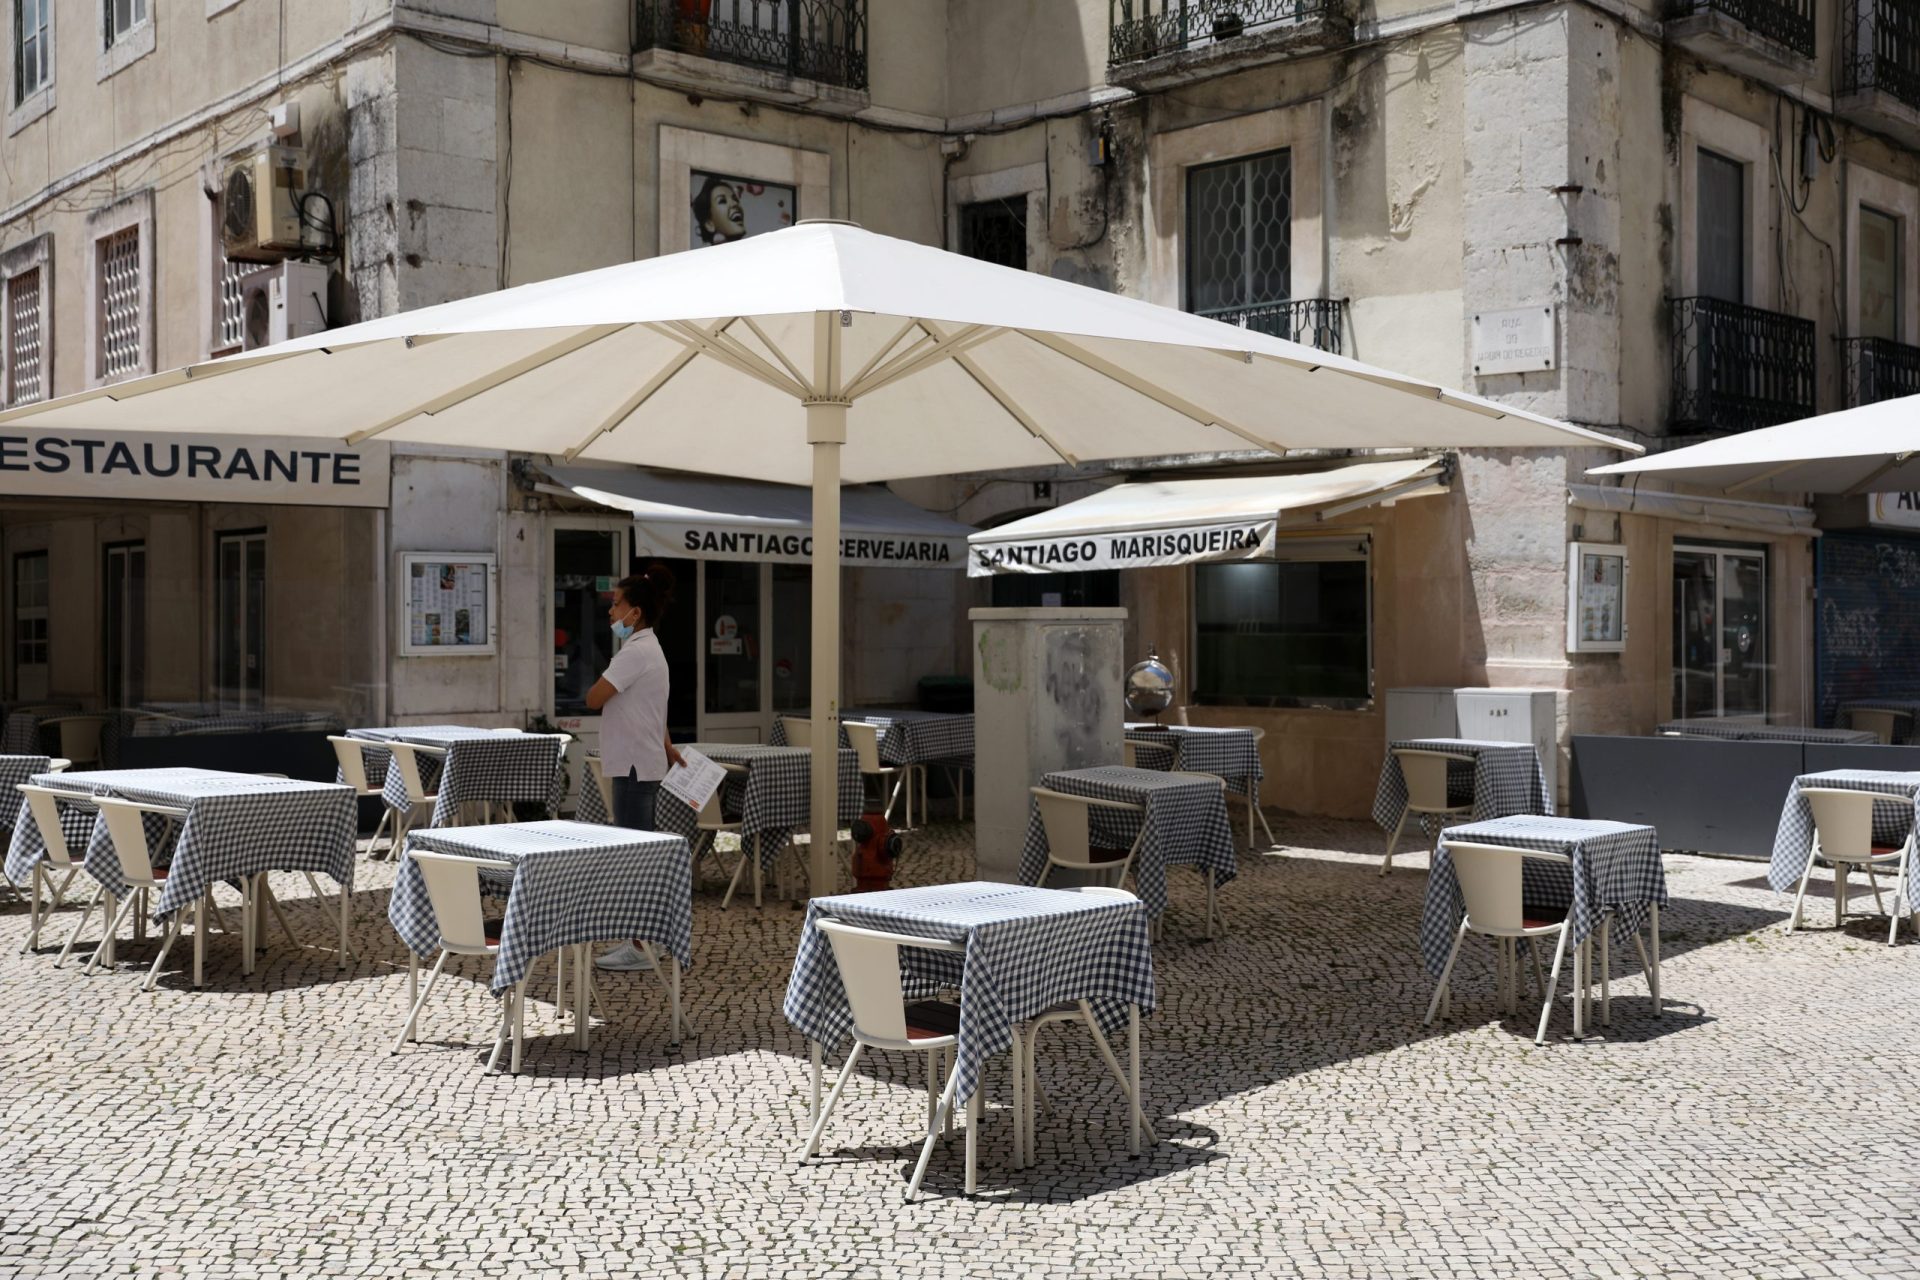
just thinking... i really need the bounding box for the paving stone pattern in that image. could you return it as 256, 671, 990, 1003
3, 818, 1917, 1277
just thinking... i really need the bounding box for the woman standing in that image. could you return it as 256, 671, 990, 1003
587, 564, 682, 972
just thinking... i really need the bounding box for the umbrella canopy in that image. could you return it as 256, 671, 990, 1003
0, 221, 1638, 893
1587, 395, 1920, 495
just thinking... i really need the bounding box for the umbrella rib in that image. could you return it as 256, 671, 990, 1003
1724, 459, 1809, 494
560, 343, 706, 460
0, 349, 312, 425
342, 324, 629, 445
1021, 330, 1283, 456
843, 324, 1001, 399
650, 321, 808, 398
842, 318, 923, 392
736, 316, 812, 392
1842, 453, 1913, 496
919, 321, 1079, 466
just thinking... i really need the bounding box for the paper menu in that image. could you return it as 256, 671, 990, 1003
662, 748, 727, 813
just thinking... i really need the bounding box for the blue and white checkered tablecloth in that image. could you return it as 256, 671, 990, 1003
1125, 724, 1264, 800
390, 820, 693, 993
1767, 770, 1920, 897
1019, 766, 1237, 920
1373, 739, 1548, 836
769, 711, 975, 767
784, 881, 1156, 1106
346, 728, 566, 827
1656, 719, 1879, 745
654, 744, 861, 872
130, 710, 344, 737
0, 755, 50, 845
5, 767, 214, 884
1834, 700, 1920, 743
3, 709, 73, 755
1420, 816, 1667, 976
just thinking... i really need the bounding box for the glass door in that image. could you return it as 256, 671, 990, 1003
103, 542, 146, 708
551, 526, 625, 726
699, 560, 765, 742
214, 530, 266, 708
1673, 544, 1768, 720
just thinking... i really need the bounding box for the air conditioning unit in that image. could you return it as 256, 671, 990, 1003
221, 147, 307, 262
239, 261, 330, 350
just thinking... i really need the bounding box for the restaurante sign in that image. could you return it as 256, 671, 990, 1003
0, 429, 391, 508
1869, 492, 1920, 531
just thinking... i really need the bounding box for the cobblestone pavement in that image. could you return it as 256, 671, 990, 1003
3, 815, 1917, 1279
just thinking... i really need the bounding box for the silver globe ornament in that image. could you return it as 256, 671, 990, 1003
1125, 646, 1176, 719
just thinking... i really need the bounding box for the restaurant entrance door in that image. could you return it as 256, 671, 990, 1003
691, 561, 811, 743
1673, 543, 1768, 720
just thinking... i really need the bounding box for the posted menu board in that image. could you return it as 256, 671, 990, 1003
1565, 541, 1626, 653
400, 552, 497, 656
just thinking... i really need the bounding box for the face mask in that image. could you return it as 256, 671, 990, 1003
611, 610, 638, 643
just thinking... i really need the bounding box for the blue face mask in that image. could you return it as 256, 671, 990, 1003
611, 610, 638, 643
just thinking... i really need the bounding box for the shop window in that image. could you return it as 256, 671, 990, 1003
1673, 544, 1768, 720
4, 262, 44, 405
214, 530, 266, 708
12, 550, 49, 699
14, 0, 51, 103
1193, 540, 1370, 708
103, 541, 146, 707
959, 199, 1028, 270
1185, 148, 1292, 326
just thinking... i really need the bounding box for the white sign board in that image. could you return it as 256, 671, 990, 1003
1566, 541, 1627, 653
1471, 306, 1557, 376
400, 552, 497, 656
970, 520, 1277, 575
0, 429, 390, 507
1869, 492, 1920, 530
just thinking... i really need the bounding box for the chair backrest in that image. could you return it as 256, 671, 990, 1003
19, 785, 76, 867
585, 756, 614, 820
1848, 708, 1909, 745
843, 720, 884, 773
1803, 787, 1884, 861
92, 797, 173, 890
406, 850, 513, 953
697, 761, 746, 828
1395, 748, 1459, 812
47, 716, 106, 762
816, 917, 961, 1045
1121, 740, 1140, 768
386, 743, 436, 804
781, 716, 813, 749
1444, 841, 1571, 933
1031, 786, 1142, 878
328, 736, 373, 793
46, 758, 71, 773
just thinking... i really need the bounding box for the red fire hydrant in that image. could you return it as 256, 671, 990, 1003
850, 813, 903, 892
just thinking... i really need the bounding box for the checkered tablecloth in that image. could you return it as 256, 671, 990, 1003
1767, 770, 1920, 896
1373, 739, 1548, 836
1656, 719, 1879, 745
1420, 816, 1667, 976
346, 727, 566, 827
1019, 766, 1237, 920
654, 744, 862, 872
0, 755, 50, 844
784, 881, 1156, 1106
2, 709, 73, 755
576, 765, 611, 825
389, 820, 693, 993
1125, 725, 1263, 800
129, 710, 345, 737
768, 711, 975, 767
1835, 700, 1920, 743
5, 767, 212, 884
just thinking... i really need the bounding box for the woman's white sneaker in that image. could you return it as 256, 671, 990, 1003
594, 941, 656, 971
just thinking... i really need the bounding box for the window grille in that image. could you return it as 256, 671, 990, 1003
1185, 149, 1291, 319
5, 267, 43, 405
217, 255, 248, 354
98, 226, 143, 381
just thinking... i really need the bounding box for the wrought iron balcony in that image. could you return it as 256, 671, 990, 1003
1110, 0, 1340, 64
1197, 298, 1345, 355
635, 0, 867, 91
1669, 297, 1815, 434
1667, 0, 1815, 58
1842, 336, 1920, 407
1842, 0, 1920, 110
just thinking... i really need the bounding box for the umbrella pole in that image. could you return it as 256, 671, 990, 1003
807, 315, 848, 901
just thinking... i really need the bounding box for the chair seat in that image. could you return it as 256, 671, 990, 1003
1521, 916, 1561, 930
903, 999, 961, 1041
1088, 846, 1128, 863
483, 917, 505, 946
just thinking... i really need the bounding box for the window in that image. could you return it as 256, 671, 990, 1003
14, 0, 50, 102
103, 0, 147, 49
1193, 539, 1370, 708
959, 199, 1028, 269
1673, 544, 1768, 720
551, 528, 623, 719
215, 530, 266, 708
1184, 149, 1292, 321
11, 550, 49, 700
95, 224, 142, 382
103, 541, 146, 707
4, 263, 44, 405
1859, 205, 1902, 342
1697, 149, 1746, 304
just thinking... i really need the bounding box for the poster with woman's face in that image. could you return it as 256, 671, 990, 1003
689, 171, 796, 248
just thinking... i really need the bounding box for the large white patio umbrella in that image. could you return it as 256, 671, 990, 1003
0, 221, 1636, 893
1589, 395, 1920, 494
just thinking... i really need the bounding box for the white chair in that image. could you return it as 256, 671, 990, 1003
328, 736, 394, 855
844, 721, 921, 829
87, 797, 234, 990
1423, 841, 1585, 1045
40, 715, 107, 769
1030, 787, 1146, 893
17, 785, 88, 954
685, 761, 756, 908
584, 755, 615, 821
1847, 708, 1911, 745
1227, 727, 1278, 852
53, 795, 186, 980
393, 850, 531, 1074
1380, 748, 1473, 876
803, 919, 997, 1200
780, 716, 813, 749
1787, 788, 1915, 946
1018, 886, 1154, 1167
1121, 740, 1141, 768
384, 742, 443, 845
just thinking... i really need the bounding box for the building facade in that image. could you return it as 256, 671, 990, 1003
2, 0, 1915, 815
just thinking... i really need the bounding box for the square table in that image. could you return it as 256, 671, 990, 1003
785, 881, 1155, 1154
1019, 765, 1236, 928
1373, 738, 1549, 837
1423, 815, 1667, 1036
651, 743, 862, 904
1835, 699, 1920, 744
772, 710, 975, 768
389, 819, 694, 1046
1767, 769, 1920, 903
346, 726, 567, 827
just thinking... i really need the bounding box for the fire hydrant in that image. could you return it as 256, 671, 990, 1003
849, 813, 903, 892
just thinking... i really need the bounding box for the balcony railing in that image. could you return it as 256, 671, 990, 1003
1110, 0, 1337, 63
1842, 335, 1920, 406
1668, 0, 1815, 57
1670, 297, 1816, 433
1197, 298, 1345, 355
635, 0, 867, 91
1842, 0, 1920, 110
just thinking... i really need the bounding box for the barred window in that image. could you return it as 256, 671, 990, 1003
1184, 149, 1292, 320
14, 0, 52, 102
216, 254, 248, 355
5, 266, 44, 405
97, 225, 143, 381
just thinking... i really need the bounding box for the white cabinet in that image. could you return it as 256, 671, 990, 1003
1384, 687, 1459, 742
1385, 686, 1561, 811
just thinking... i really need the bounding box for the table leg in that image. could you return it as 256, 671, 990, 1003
241, 879, 254, 976
511, 977, 528, 1074
810, 1040, 823, 1131
575, 944, 589, 1052
670, 954, 682, 1046
1128, 1003, 1141, 1157
753, 834, 763, 910
337, 872, 350, 969
193, 894, 206, 988
1571, 939, 1584, 1040
1650, 901, 1662, 1016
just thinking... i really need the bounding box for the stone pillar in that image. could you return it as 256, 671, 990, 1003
970, 607, 1127, 882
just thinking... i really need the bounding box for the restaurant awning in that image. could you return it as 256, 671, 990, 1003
966, 456, 1448, 575
537, 465, 975, 569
